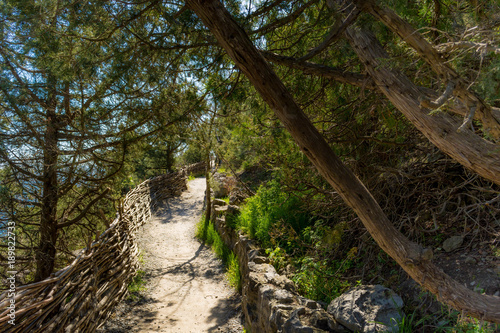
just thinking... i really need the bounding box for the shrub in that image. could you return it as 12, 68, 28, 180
236, 178, 310, 249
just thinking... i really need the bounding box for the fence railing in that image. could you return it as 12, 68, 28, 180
0, 162, 206, 333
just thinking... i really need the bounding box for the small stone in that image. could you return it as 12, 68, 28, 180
464, 256, 476, 264
442, 236, 464, 252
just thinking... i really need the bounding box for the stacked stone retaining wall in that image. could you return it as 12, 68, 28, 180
210, 200, 348, 333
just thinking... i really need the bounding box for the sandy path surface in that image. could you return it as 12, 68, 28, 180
100, 178, 243, 333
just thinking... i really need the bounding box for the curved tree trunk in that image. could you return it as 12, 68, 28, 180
185, 0, 500, 323
356, 0, 500, 139
343, 26, 500, 187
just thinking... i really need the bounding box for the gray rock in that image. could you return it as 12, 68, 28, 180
309, 310, 348, 332
464, 256, 477, 264
212, 198, 227, 207
442, 236, 464, 252
283, 314, 316, 333
327, 285, 404, 333
229, 188, 249, 205
212, 173, 233, 198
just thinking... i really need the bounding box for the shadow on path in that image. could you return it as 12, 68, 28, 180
99, 178, 243, 333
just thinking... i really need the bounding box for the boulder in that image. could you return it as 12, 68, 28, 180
212, 173, 235, 198
442, 236, 463, 252
327, 285, 404, 333
229, 187, 249, 205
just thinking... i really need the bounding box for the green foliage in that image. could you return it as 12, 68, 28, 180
187, 174, 196, 181
234, 178, 359, 303
178, 143, 204, 166
476, 58, 500, 103
127, 270, 147, 301
236, 178, 310, 249
449, 318, 498, 333
291, 249, 358, 304
195, 217, 241, 291
226, 252, 242, 291
266, 247, 287, 273
126, 251, 147, 301
393, 308, 499, 333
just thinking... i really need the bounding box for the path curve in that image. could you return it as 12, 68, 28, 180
100, 178, 243, 333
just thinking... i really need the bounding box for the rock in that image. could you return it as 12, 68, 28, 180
309, 310, 349, 332
229, 187, 249, 205
212, 198, 227, 207
442, 236, 464, 252
212, 173, 235, 198
283, 310, 316, 333
327, 285, 404, 333
464, 256, 476, 264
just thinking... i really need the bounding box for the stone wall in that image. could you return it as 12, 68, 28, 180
210, 200, 348, 333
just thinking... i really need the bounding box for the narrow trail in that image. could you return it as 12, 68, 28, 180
101, 178, 243, 333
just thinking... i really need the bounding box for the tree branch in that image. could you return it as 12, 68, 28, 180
57, 188, 110, 229
261, 50, 376, 89
355, 0, 500, 139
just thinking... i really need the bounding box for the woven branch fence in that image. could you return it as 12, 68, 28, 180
0, 162, 206, 333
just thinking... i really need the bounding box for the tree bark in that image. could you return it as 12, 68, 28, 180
355, 0, 500, 139
343, 27, 500, 187
35, 82, 60, 282
185, 0, 500, 323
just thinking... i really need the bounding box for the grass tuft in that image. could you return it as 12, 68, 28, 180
127, 269, 147, 301
196, 216, 242, 291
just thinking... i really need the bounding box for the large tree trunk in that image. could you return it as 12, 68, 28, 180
355, 0, 500, 139
185, 0, 500, 323
35, 92, 59, 282
343, 26, 500, 186
344, 1, 500, 187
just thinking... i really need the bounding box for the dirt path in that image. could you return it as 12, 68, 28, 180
100, 178, 243, 333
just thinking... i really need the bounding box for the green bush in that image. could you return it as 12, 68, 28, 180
127, 269, 147, 301
236, 178, 310, 249
234, 178, 359, 303
291, 256, 355, 304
